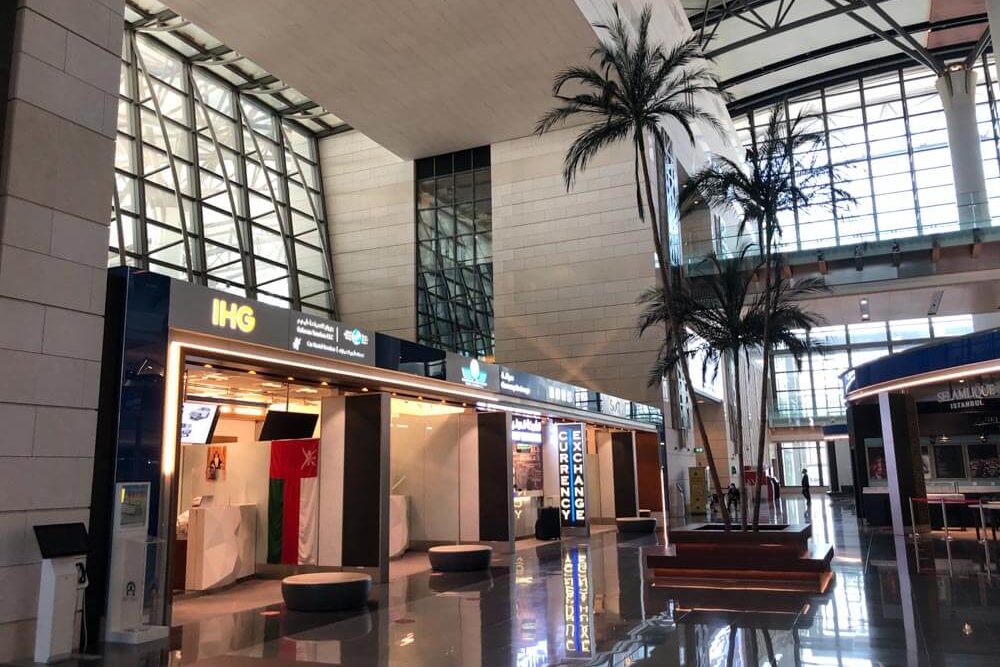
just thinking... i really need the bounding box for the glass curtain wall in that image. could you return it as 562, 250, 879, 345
415, 147, 494, 357
778, 441, 828, 487
772, 314, 1000, 425
719, 55, 1000, 255
110, 26, 336, 316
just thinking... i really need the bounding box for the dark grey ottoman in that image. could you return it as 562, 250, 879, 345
617, 517, 656, 534
428, 545, 493, 572
281, 572, 372, 612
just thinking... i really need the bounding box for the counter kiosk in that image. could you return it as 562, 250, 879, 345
89, 268, 661, 635
845, 328, 1000, 536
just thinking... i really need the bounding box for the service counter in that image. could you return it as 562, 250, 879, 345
862, 483, 1000, 529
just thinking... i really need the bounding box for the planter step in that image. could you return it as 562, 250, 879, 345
651, 569, 835, 595
663, 585, 826, 616
648, 543, 834, 573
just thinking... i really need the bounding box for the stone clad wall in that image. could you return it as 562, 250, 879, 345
491, 126, 662, 405
0, 0, 124, 660
318, 131, 416, 340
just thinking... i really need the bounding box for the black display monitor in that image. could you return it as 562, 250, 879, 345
259, 410, 318, 441
180, 401, 221, 444
34, 523, 89, 559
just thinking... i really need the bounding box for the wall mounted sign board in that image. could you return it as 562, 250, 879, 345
168, 279, 375, 365
500, 366, 580, 408
446, 352, 500, 392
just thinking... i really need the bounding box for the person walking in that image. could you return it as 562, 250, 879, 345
801, 468, 811, 505
726, 482, 740, 518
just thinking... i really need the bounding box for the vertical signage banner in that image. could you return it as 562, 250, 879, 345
557, 423, 587, 529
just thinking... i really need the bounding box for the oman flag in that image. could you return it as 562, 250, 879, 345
267, 438, 319, 565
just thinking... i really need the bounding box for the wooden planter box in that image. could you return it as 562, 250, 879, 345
647, 523, 834, 594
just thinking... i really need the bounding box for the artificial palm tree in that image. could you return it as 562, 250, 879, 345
639, 248, 828, 529
536, 2, 731, 524
681, 105, 852, 529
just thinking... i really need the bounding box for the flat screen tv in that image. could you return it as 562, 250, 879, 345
180, 401, 220, 444
259, 410, 318, 441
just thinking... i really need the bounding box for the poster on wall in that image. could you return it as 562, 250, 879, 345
557, 423, 587, 529
512, 416, 544, 492
868, 447, 887, 481
206, 446, 227, 481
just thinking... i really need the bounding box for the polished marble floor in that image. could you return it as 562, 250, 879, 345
35, 496, 1000, 667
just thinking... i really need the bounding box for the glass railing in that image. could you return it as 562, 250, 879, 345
682, 200, 998, 271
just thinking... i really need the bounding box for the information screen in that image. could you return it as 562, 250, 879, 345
180, 401, 220, 444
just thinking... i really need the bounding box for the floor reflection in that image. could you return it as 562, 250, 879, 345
38, 497, 1000, 667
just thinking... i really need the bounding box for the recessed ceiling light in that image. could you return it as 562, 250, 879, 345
204, 363, 213, 369
361, 387, 368, 392
261, 381, 282, 388
248, 370, 256, 375
287, 376, 295, 381
321, 381, 329, 386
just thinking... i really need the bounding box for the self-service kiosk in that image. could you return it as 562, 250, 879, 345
32, 523, 89, 663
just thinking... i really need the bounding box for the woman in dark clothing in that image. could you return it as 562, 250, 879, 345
801, 468, 811, 504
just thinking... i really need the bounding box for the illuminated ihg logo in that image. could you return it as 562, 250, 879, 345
461, 359, 488, 387
343, 328, 369, 346
211, 298, 255, 333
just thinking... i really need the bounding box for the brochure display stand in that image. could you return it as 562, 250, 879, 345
105, 482, 169, 644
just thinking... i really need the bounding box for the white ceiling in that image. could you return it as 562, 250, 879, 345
804, 278, 999, 324
161, 0, 608, 159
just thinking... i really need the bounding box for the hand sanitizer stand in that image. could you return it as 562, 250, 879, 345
105, 482, 169, 644
33, 523, 90, 664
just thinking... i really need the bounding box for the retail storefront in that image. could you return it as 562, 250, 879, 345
844, 328, 1000, 534
88, 268, 662, 638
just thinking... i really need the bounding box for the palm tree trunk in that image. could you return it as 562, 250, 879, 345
636, 131, 731, 529
732, 349, 747, 531
751, 224, 775, 530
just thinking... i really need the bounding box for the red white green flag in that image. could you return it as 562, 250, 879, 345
267, 438, 319, 565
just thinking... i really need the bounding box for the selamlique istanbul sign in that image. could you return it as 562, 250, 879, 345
937, 382, 998, 410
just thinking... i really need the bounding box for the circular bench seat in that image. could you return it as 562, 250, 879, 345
428, 544, 493, 572
281, 572, 372, 612
617, 517, 657, 534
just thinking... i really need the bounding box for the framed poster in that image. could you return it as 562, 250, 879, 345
206, 446, 227, 481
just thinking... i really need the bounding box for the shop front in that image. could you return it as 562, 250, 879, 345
844, 328, 1000, 534
89, 268, 660, 639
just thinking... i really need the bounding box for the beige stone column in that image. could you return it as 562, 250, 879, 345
0, 1, 123, 660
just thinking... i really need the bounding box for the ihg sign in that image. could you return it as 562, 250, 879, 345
211, 298, 256, 333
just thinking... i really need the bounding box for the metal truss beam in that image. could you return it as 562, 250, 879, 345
728, 42, 975, 116
123, 0, 349, 137
722, 14, 988, 91
697, 0, 892, 55
965, 25, 992, 69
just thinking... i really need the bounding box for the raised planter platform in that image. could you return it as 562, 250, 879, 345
647, 523, 834, 594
